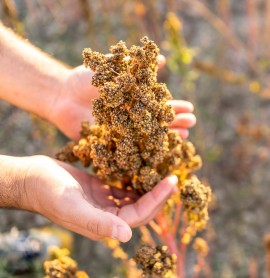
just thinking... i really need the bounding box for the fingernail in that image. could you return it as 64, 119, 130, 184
112, 225, 131, 242
158, 54, 165, 63
188, 102, 194, 112
168, 175, 178, 185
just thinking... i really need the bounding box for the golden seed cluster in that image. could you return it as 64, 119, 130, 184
134, 244, 176, 277
181, 175, 211, 229
43, 247, 89, 278
57, 37, 183, 193
193, 237, 209, 257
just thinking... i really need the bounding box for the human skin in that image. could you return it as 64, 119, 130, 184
0, 23, 196, 242
0, 155, 179, 242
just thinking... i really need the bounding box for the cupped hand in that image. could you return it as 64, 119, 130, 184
50, 55, 196, 140
23, 156, 178, 242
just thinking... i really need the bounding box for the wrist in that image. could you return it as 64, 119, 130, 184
0, 155, 33, 210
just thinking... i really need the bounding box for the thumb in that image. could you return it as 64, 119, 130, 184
56, 196, 132, 243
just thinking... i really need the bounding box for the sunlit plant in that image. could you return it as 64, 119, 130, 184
56, 36, 211, 277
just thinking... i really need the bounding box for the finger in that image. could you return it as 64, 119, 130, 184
171, 128, 189, 139
56, 196, 132, 243
158, 54, 166, 69
130, 199, 166, 227
168, 100, 194, 113
169, 113, 196, 128
117, 175, 178, 227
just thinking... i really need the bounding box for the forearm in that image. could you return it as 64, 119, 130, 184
0, 23, 70, 120
0, 155, 30, 210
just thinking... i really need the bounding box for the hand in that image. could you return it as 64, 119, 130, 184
168, 99, 196, 139
49, 56, 196, 140
23, 156, 178, 242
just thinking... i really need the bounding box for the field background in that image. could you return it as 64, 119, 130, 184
1, 0, 270, 277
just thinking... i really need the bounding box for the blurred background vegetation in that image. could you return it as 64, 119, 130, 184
1, 0, 270, 277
